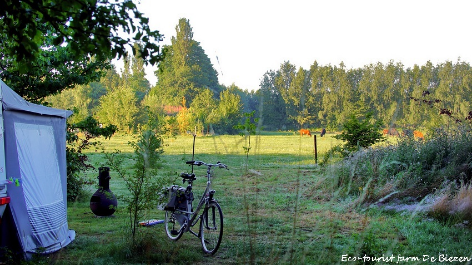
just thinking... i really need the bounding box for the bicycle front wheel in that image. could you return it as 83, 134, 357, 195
200, 201, 223, 255
165, 210, 185, 241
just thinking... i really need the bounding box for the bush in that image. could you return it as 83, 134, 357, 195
334, 112, 385, 153
107, 129, 169, 246
66, 116, 116, 201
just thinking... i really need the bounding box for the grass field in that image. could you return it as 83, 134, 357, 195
44, 133, 472, 264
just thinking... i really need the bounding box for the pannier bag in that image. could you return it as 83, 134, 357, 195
164, 186, 187, 211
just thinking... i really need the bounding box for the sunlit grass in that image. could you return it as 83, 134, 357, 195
88, 132, 342, 156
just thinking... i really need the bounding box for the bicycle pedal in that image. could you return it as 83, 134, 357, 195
171, 230, 179, 235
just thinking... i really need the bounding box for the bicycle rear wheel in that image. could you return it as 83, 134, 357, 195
164, 210, 185, 240
200, 201, 223, 255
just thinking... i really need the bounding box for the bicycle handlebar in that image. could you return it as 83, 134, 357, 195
186, 160, 229, 170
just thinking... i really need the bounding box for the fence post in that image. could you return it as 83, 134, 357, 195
314, 135, 318, 164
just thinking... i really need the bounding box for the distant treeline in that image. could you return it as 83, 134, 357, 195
48, 18, 472, 135
258, 59, 472, 133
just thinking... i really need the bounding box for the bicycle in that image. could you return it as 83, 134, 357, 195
163, 160, 228, 255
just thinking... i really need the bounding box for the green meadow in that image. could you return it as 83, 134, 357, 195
44, 133, 472, 265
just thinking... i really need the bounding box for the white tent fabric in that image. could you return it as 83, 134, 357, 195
15, 123, 63, 209
0, 80, 75, 255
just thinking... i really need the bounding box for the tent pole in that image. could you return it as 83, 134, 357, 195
0, 83, 9, 217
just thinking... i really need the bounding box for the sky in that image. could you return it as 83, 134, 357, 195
128, 0, 472, 91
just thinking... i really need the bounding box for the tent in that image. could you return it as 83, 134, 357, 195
0, 80, 75, 257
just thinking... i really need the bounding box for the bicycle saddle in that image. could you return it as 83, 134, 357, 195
180, 172, 196, 181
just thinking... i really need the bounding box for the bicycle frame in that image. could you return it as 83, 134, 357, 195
188, 166, 215, 235
174, 164, 216, 236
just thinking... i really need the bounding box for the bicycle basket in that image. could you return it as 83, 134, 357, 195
164, 185, 186, 211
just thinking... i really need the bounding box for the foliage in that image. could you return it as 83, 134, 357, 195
106, 129, 167, 246
234, 111, 260, 172
276, 63, 315, 128
190, 88, 218, 134
36, 14, 472, 136
46, 58, 472, 136
334, 112, 385, 152
0, 25, 108, 102
212, 87, 243, 134
234, 111, 259, 155
176, 99, 193, 134
150, 18, 220, 106
1, 0, 162, 65
121, 43, 151, 102
258, 70, 287, 130
1, 0, 162, 102
66, 116, 116, 201
256, 59, 472, 132
97, 84, 139, 132
45, 81, 108, 124
275, 61, 297, 128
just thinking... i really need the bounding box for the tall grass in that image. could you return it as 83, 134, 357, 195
430, 183, 472, 223
320, 127, 472, 213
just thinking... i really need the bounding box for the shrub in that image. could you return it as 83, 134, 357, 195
107, 129, 168, 246
234, 111, 260, 170
67, 116, 116, 201
334, 112, 385, 153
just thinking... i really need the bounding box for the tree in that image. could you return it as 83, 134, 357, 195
106, 130, 166, 246
258, 70, 288, 130
188, 44, 221, 95
190, 89, 218, 134
1, 0, 163, 101
97, 85, 139, 132
308, 61, 328, 129
318, 65, 340, 130
289, 67, 313, 128
335, 112, 385, 152
45, 70, 110, 124
275, 61, 297, 128
101, 65, 122, 92
1, 0, 162, 66
151, 18, 219, 106
214, 86, 243, 134
0, 26, 108, 102
122, 43, 151, 102
176, 97, 193, 134
46, 84, 93, 124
